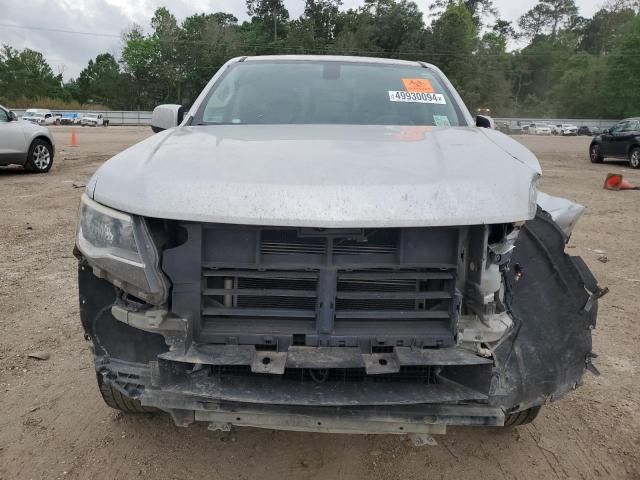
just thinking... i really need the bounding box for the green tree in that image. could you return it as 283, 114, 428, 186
602, 14, 640, 117
177, 12, 242, 102
246, 0, 290, 41
519, 0, 579, 38
428, 3, 477, 96
362, 0, 424, 52
74, 53, 122, 106
579, 7, 636, 54
0, 45, 65, 101
551, 53, 606, 117
430, 0, 497, 26
303, 0, 342, 41
121, 26, 161, 108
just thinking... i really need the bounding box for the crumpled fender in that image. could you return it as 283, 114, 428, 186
490, 209, 603, 410
537, 192, 586, 239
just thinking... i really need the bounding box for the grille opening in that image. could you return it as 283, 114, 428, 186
333, 229, 399, 255
371, 346, 394, 353
259, 228, 400, 257
202, 270, 319, 313
335, 271, 454, 318
209, 365, 438, 385
195, 225, 459, 346
292, 334, 307, 346
261, 229, 325, 256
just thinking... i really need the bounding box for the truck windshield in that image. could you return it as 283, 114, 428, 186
194, 61, 464, 127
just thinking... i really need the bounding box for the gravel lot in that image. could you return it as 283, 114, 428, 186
0, 126, 638, 480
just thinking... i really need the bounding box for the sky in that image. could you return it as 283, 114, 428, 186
0, 0, 605, 80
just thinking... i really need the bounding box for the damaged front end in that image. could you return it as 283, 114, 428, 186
76, 194, 604, 435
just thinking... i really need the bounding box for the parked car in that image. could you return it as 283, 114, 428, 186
22, 108, 49, 121
508, 124, 523, 135
579, 126, 603, 136
589, 117, 640, 168
552, 124, 578, 136
0, 104, 55, 172
22, 109, 61, 126
76, 56, 601, 437
495, 121, 510, 134
60, 112, 81, 125
81, 113, 109, 127
529, 123, 552, 135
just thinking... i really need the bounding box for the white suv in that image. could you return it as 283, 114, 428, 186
553, 124, 578, 136
0, 105, 55, 172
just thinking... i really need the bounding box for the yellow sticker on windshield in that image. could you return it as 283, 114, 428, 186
402, 78, 435, 93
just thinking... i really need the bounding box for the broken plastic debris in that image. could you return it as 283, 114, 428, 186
27, 351, 50, 361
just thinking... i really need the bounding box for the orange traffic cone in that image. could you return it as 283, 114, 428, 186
70, 131, 78, 147
603, 173, 639, 191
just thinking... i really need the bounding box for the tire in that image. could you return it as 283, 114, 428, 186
504, 406, 542, 427
590, 144, 603, 163
629, 147, 640, 169
25, 139, 53, 173
96, 373, 156, 414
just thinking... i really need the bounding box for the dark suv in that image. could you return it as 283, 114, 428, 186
578, 126, 599, 136
589, 118, 640, 168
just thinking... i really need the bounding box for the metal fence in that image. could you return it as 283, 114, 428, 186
494, 118, 618, 130
11, 109, 153, 126
9, 109, 623, 129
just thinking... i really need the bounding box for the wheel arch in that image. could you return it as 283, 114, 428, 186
625, 140, 640, 156
30, 135, 55, 158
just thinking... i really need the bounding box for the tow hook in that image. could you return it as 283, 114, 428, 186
585, 352, 600, 376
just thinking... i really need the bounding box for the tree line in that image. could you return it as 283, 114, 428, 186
1, 0, 639, 118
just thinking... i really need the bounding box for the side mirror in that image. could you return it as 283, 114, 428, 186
9, 111, 18, 121
602, 129, 610, 135
476, 115, 495, 129
151, 104, 184, 133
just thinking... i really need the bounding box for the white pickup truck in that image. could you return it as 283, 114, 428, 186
22, 109, 61, 126
81, 113, 109, 127
75, 55, 603, 437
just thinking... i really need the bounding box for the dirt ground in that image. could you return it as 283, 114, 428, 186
0, 126, 638, 480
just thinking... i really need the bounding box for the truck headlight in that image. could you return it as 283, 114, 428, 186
76, 194, 168, 304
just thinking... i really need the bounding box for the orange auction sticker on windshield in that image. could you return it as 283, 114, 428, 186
402, 78, 435, 93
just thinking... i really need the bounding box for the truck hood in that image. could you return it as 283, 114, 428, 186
89, 125, 541, 228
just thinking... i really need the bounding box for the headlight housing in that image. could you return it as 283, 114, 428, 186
76, 194, 168, 304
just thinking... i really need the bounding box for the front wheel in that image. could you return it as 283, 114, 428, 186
25, 139, 53, 173
629, 147, 640, 169
504, 406, 542, 427
96, 374, 156, 414
590, 144, 603, 163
